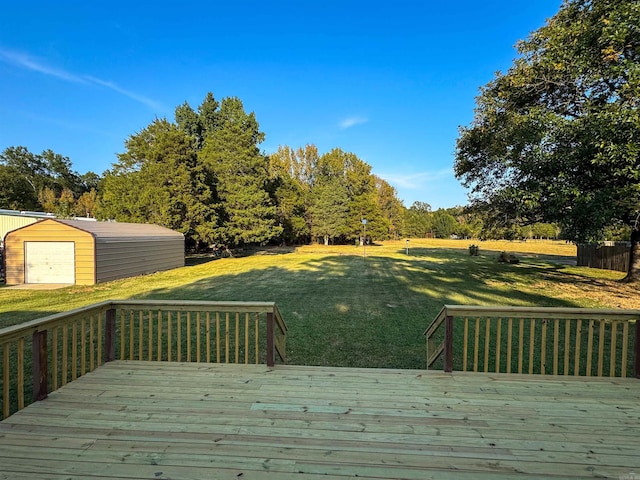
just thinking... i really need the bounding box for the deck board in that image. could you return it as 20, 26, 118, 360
0, 361, 639, 479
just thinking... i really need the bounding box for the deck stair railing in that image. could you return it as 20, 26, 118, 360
0, 300, 287, 420
425, 305, 640, 378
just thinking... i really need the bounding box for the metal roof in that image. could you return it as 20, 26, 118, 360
48, 219, 184, 240
0, 209, 55, 219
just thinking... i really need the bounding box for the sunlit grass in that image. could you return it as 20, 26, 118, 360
0, 239, 635, 368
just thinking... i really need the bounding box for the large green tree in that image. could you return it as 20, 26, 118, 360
455, 0, 640, 281
403, 202, 433, 238
0, 164, 38, 210
375, 176, 404, 240
99, 119, 216, 243
431, 209, 458, 239
310, 148, 387, 243
200, 97, 281, 245
269, 145, 404, 245
309, 178, 350, 245
268, 145, 311, 244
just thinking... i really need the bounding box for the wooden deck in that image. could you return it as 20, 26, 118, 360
0, 361, 639, 479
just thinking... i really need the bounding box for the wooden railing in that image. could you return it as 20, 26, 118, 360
425, 305, 640, 378
0, 300, 287, 420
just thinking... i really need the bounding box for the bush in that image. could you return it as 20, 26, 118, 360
498, 251, 519, 264
469, 245, 479, 256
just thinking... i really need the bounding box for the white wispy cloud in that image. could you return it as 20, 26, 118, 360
339, 116, 368, 129
85, 75, 162, 110
379, 168, 454, 189
0, 47, 162, 111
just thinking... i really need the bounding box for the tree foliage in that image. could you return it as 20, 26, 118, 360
99, 118, 215, 242
0, 164, 38, 210
268, 145, 311, 244
455, 0, 640, 280
431, 209, 459, 239
200, 97, 280, 245
267, 146, 399, 245
0, 146, 99, 213
98, 93, 281, 247
375, 176, 405, 240
309, 178, 350, 245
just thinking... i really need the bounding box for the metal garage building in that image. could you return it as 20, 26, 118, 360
4, 218, 184, 285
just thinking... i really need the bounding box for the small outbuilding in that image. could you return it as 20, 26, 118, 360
4, 219, 184, 285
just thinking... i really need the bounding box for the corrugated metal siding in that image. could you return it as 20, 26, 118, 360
95, 238, 184, 283
1, 215, 40, 243
4, 220, 95, 285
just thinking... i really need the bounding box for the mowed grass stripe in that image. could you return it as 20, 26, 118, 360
0, 239, 633, 369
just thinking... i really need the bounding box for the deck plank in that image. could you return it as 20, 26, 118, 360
1, 361, 639, 479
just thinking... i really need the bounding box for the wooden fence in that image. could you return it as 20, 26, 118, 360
0, 300, 287, 420
576, 243, 630, 272
425, 305, 640, 378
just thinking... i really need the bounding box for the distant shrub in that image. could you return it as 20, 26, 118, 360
469, 244, 479, 256
498, 251, 519, 264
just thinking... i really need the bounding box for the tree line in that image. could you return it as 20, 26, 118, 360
0, 115, 571, 250
0, 93, 401, 248
1, 89, 620, 248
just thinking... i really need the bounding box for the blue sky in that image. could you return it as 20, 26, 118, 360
0, 1, 561, 210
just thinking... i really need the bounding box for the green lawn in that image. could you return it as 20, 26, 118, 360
0, 239, 632, 369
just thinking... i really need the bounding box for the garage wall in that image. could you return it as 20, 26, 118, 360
4, 220, 95, 285
95, 238, 185, 283
0, 214, 41, 242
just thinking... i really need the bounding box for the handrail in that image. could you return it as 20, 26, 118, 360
113, 299, 280, 313
425, 305, 640, 323
0, 301, 114, 344
425, 305, 640, 378
0, 300, 288, 420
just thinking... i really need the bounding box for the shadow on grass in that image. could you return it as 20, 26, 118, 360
405, 246, 576, 265
185, 255, 219, 267
135, 250, 582, 370
185, 247, 298, 267
0, 311, 58, 330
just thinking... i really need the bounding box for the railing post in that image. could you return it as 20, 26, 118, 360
444, 315, 453, 373
32, 330, 48, 401
635, 319, 640, 379
266, 311, 275, 368
104, 307, 116, 363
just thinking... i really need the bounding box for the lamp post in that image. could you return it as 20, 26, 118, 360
361, 219, 367, 259
406, 239, 410, 255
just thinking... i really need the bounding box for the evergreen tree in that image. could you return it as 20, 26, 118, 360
98, 119, 216, 243
200, 97, 281, 245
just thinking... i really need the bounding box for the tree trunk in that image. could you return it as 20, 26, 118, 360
623, 227, 640, 283
324, 235, 329, 246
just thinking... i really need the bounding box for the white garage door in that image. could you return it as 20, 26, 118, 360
25, 242, 75, 284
